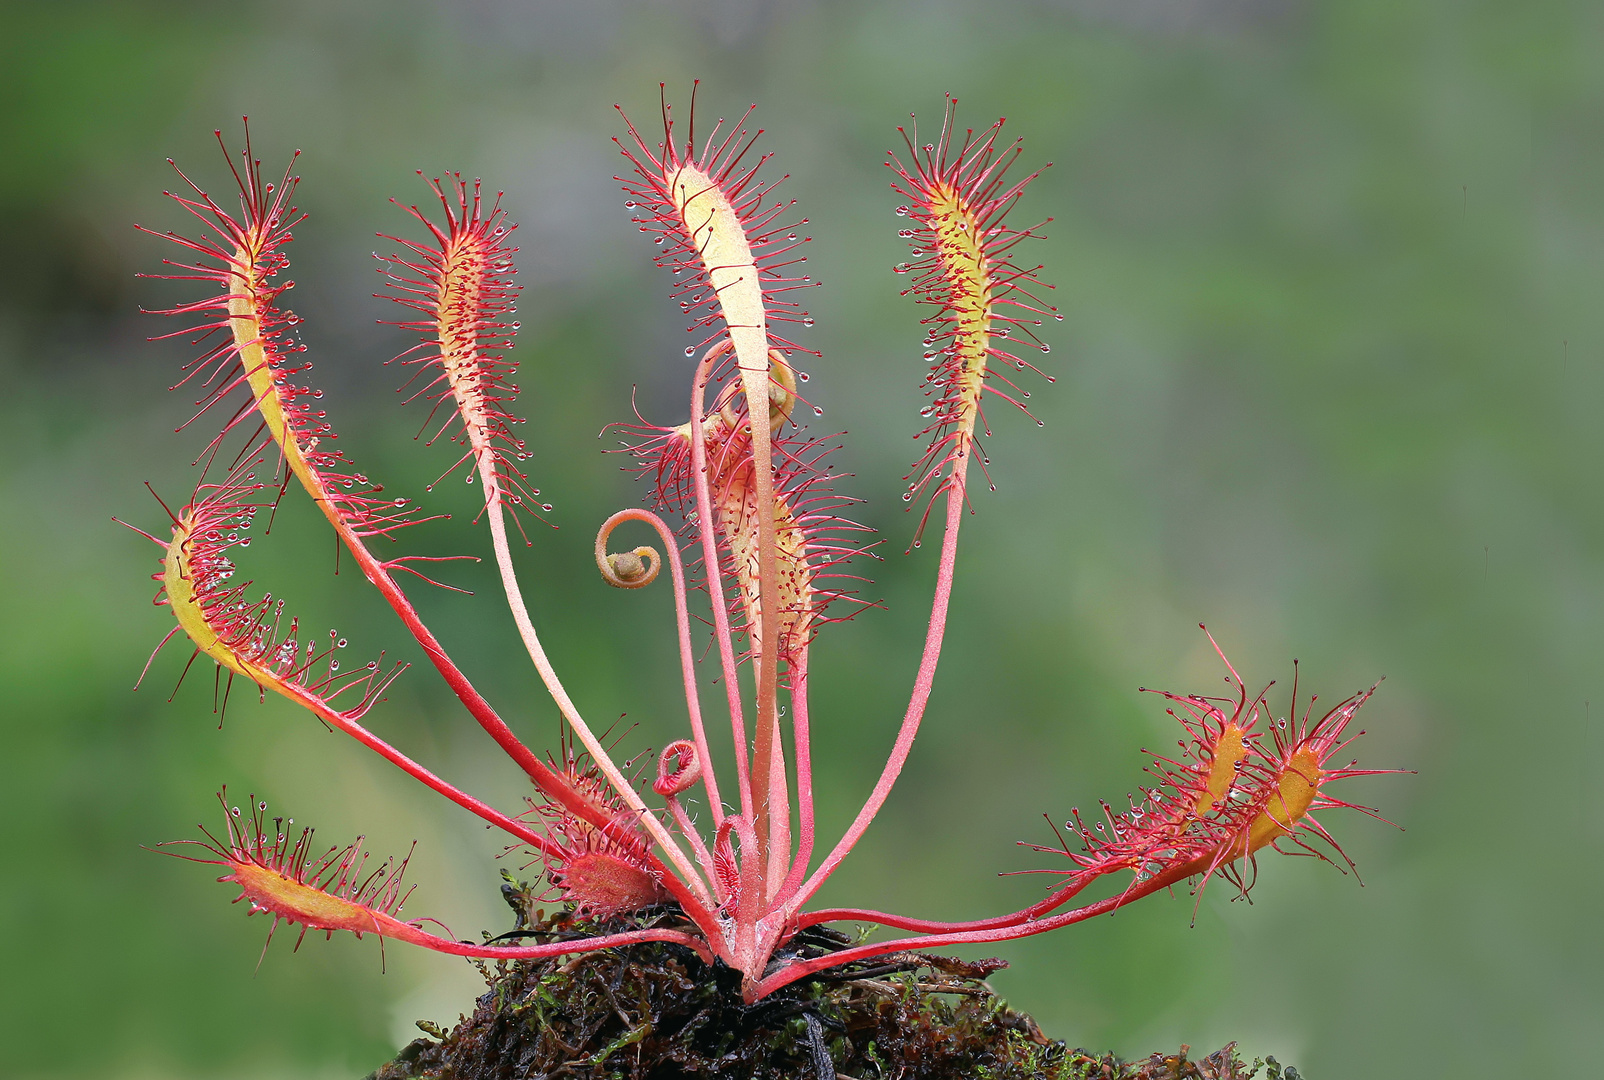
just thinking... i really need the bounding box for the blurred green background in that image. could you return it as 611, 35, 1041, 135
2, 1, 1596, 1076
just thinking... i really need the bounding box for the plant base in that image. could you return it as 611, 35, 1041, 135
365, 913, 1297, 1080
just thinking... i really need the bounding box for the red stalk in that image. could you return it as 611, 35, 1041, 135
742, 369, 787, 903
752, 867, 1183, 999
371, 920, 712, 964
784, 472, 967, 919
384, 917, 712, 962
772, 659, 814, 906
689, 345, 754, 824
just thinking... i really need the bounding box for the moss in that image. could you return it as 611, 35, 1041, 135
366, 906, 1296, 1080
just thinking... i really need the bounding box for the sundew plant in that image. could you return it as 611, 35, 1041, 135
126, 88, 1394, 1004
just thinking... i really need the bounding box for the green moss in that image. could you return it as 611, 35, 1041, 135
365, 909, 1293, 1080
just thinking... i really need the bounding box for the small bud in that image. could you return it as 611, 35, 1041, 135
608, 551, 647, 582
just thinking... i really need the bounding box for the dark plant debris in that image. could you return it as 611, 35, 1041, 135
366, 896, 1300, 1080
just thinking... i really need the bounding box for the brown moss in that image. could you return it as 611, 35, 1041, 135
366, 886, 1299, 1080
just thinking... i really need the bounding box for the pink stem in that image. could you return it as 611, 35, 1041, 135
741, 376, 786, 902
369, 912, 713, 963
773, 659, 814, 906
759, 707, 791, 905
689, 345, 752, 823
794, 871, 1097, 934
754, 866, 1187, 999
599, 508, 723, 828
784, 475, 968, 918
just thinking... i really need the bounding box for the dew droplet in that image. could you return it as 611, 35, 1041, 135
895, 205, 910, 217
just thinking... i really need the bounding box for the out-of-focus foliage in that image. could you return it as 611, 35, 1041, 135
1, 1, 1596, 1076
